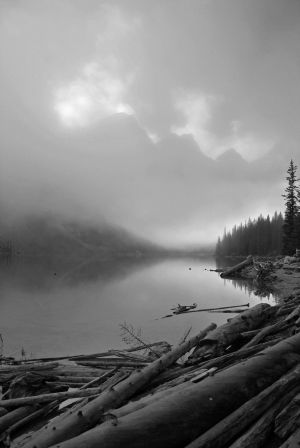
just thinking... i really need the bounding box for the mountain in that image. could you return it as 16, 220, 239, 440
2, 215, 162, 261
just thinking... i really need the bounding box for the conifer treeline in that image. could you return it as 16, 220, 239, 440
216, 159, 300, 256
215, 212, 284, 256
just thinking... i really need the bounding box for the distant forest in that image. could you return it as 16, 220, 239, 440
215, 212, 283, 257
216, 159, 300, 257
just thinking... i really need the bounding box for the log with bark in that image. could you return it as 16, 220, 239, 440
226, 390, 300, 448
47, 333, 300, 448
220, 256, 253, 278
274, 392, 300, 439
15, 323, 216, 448
0, 387, 105, 408
188, 303, 270, 363
186, 378, 300, 448
244, 305, 300, 348
0, 362, 59, 374
75, 358, 149, 368
278, 428, 300, 448
0, 406, 36, 433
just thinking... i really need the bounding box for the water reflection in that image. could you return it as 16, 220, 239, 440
0, 256, 277, 359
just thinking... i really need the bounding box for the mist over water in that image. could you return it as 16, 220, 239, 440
0, 256, 276, 359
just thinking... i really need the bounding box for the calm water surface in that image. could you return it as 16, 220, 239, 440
0, 256, 276, 358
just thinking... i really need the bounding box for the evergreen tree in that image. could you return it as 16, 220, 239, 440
215, 212, 283, 256
282, 160, 299, 255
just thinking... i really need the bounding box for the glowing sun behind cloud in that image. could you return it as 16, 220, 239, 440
54, 62, 133, 127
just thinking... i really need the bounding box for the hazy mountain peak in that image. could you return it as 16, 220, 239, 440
216, 148, 246, 164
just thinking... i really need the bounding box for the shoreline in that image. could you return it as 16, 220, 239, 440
0, 257, 300, 446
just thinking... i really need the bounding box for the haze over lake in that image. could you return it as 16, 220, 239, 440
0, 257, 275, 359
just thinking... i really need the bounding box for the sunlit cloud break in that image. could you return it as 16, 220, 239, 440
53, 62, 133, 127
172, 91, 274, 160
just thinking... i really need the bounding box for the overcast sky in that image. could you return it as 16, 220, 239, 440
0, 0, 299, 245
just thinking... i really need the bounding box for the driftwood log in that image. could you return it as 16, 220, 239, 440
220, 256, 253, 278
49, 333, 300, 448
274, 392, 300, 439
185, 369, 300, 448
227, 387, 300, 448
0, 387, 105, 408
189, 303, 270, 362
16, 323, 216, 448
278, 428, 300, 448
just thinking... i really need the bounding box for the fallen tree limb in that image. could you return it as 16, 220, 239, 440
189, 303, 270, 362
196, 338, 281, 371
16, 323, 216, 448
220, 256, 253, 278
244, 305, 300, 348
50, 334, 300, 448
178, 303, 250, 314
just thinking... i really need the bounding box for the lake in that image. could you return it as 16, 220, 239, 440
0, 256, 276, 359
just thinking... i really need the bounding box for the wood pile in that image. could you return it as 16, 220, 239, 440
0, 299, 300, 447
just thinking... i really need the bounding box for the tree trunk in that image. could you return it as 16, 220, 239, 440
220, 256, 253, 278
226, 387, 300, 448
0, 387, 104, 408
0, 362, 59, 373
244, 305, 300, 348
197, 338, 281, 371
0, 406, 35, 433
75, 359, 148, 368
278, 428, 300, 448
15, 323, 216, 448
274, 392, 300, 439
189, 303, 270, 362
52, 333, 300, 448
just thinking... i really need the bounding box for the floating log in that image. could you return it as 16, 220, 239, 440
220, 256, 253, 278
186, 372, 300, 448
49, 333, 300, 448
17, 323, 216, 448
189, 303, 270, 362
227, 387, 300, 448
175, 303, 250, 314
274, 392, 300, 439
208, 309, 245, 313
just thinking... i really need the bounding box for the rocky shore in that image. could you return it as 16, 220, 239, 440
227, 255, 300, 303
0, 258, 300, 447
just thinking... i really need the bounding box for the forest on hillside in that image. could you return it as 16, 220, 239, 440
215, 212, 283, 257
216, 159, 300, 257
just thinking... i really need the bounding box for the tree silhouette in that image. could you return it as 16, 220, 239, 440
282, 160, 299, 255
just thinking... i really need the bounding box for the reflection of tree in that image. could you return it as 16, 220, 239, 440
0, 255, 158, 292
222, 275, 277, 301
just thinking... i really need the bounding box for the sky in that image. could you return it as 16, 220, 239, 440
0, 0, 300, 246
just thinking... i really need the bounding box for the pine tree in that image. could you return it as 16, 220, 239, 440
282, 160, 299, 255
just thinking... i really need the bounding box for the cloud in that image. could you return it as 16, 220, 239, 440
53, 62, 134, 127
0, 0, 299, 245
172, 91, 275, 160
